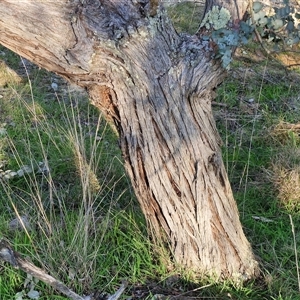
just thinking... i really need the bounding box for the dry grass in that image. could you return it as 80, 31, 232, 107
0, 60, 22, 86
269, 121, 300, 145
267, 122, 300, 211
270, 164, 300, 211
274, 45, 300, 69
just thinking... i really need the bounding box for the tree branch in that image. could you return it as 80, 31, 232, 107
0, 238, 127, 300
0, 238, 85, 300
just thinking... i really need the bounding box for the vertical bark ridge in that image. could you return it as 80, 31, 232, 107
106, 41, 251, 275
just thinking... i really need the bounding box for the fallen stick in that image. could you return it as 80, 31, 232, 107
0, 238, 85, 300
107, 282, 127, 300
0, 238, 127, 300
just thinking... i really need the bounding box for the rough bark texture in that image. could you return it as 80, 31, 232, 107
0, 0, 259, 280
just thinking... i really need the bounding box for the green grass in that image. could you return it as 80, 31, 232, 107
1, 10, 300, 300
166, 2, 204, 34
213, 51, 300, 298
0, 46, 164, 299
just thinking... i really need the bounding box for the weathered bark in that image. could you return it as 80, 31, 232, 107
0, 0, 259, 280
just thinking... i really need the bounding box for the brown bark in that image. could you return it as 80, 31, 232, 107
0, 0, 259, 280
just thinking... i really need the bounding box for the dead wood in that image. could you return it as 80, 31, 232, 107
0, 238, 127, 300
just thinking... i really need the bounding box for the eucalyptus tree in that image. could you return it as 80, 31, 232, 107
0, 0, 298, 282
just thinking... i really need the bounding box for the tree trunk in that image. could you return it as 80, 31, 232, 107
0, 0, 259, 280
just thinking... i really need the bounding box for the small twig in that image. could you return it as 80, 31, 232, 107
286, 63, 300, 69
172, 283, 213, 298
211, 101, 228, 107
248, 0, 270, 56
0, 238, 84, 300
107, 282, 128, 300
289, 215, 300, 293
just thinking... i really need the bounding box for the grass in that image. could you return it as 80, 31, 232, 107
213, 47, 300, 298
0, 48, 162, 299
165, 2, 204, 34
0, 4, 300, 299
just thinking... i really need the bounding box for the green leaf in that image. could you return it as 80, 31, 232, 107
253, 2, 263, 13
272, 18, 284, 30
276, 7, 288, 18
241, 36, 249, 44
253, 10, 266, 23
293, 36, 300, 44
221, 48, 232, 69
240, 21, 254, 36
286, 20, 294, 32
284, 5, 291, 15
285, 37, 294, 46
258, 16, 268, 26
